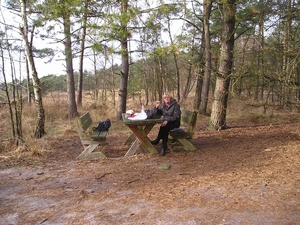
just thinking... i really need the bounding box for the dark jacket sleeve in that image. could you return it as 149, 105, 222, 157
150, 107, 162, 116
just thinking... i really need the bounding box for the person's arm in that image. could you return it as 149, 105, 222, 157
173, 103, 181, 121
153, 101, 162, 116
155, 101, 160, 108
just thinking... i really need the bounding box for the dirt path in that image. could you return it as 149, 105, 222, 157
1, 121, 300, 224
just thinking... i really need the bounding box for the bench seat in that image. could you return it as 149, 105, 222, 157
90, 130, 108, 140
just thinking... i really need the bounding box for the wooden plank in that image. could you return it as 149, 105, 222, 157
170, 128, 186, 137
122, 113, 162, 125
79, 112, 93, 131
91, 130, 108, 140
80, 139, 108, 146
172, 146, 186, 152
180, 109, 193, 124
122, 113, 162, 156
85, 152, 106, 159
177, 139, 197, 151
169, 109, 198, 152
80, 111, 91, 123
77, 143, 99, 160
124, 139, 141, 156
124, 132, 136, 145
124, 123, 159, 156
77, 126, 88, 139
128, 125, 157, 153
76, 111, 108, 160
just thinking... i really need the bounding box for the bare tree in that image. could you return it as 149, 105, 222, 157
0, 41, 16, 138
19, 0, 45, 138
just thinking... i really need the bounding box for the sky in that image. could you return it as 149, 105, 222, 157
35, 56, 67, 77
0, 0, 184, 83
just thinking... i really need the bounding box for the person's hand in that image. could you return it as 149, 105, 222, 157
162, 121, 167, 127
155, 101, 160, 108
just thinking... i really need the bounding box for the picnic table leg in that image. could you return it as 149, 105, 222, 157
124, 124, 152, 146
143, 124, 155, 135
124, 139, 141, 156
126, 125, 157, 154
124, 132, 136, 145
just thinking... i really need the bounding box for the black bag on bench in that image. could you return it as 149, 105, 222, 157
93, 119, 111, 131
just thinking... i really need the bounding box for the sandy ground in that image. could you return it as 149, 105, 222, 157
1, 117, 300, 225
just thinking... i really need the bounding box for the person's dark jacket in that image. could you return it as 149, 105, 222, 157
155, 99, 181, 123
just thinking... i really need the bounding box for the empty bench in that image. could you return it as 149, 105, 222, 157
169, 109, 198, 152
76, 112, 108, 160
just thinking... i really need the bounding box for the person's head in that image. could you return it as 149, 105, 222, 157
163, 93, 173, 104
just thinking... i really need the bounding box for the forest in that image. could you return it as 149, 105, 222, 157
0, 0, 300, 142
1, 1, 300, 223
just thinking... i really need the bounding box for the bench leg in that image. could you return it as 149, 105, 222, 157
173, 139, 197, 152
77, 143, 104, 160
85, 152, 106, 159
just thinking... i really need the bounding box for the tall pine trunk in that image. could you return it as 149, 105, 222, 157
117, 0, 129, 120
62, 3, 78, 119
209, 0, 236, 130
193, 28, 205, 110
77, 0, 89, 108
199, 0, 212, 115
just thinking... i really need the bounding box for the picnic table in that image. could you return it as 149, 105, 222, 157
122, 113, 162, 156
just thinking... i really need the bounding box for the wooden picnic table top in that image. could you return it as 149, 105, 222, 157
122, 113, 162, 126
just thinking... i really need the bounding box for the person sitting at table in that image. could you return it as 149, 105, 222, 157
150, 93, 181, 156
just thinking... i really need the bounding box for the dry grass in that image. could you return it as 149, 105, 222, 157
0, 92, 299, 162
0, 91, 125, 160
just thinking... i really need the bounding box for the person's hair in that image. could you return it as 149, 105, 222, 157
163, 93, 173, 101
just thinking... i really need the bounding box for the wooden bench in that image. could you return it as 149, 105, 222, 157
76, 112, 108, 160
169, 109, 198, 152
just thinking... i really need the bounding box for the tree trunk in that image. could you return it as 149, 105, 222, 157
0, 42, 16, 138
25, 59, 32, 106
199, 0, 212, 115
77, 0, 89, 108
156, 56, 164, 100
118, 41, 129, 120
283, 0, 292, 109
166, 18, 180, 102
182, 34, 196, 101
62, 5, 78, 119
258, 4, 265, 102
117, 0, 129, 120
19, 0, 45, 138
193, 27, 205, 110
210, 0, 236, 130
